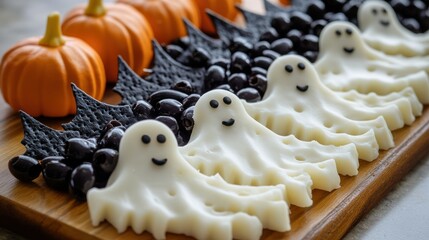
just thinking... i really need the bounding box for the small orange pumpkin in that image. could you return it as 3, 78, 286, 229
233, 0, 243, 17
193, 0, 237, 34
117, 0, 200, 44
62, 0, 154, 83
0, 12, 105, 117
278, 0, 291, 6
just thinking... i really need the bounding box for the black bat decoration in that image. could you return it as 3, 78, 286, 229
20, 111, 80, 160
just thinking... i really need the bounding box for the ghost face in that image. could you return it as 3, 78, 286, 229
358, 1, 396, 31
372, 7, 390, 27
193, 90, 250, 129
118, 120, 179, 170
369, 3, 391, 27
285, 62, 309, 92
267, 55, 321, 95
319, 22, 364, 57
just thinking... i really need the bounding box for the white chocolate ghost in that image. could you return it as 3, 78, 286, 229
244, 55, 395, 162
315, 21, 429, 105
336, 87, 421, 121
358, 0, 429, 57
181, 90, 360, 207
87, 120, 290, 240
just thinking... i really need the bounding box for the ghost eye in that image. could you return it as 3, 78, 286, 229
382, 8, 387, 14
223, 96, 232, 105
157, 134, 166, 143
141, 135, 151, 144
210, 99, 219, 108
372, 9, 377, 15
285, 65, 293, 73
335, 30, 341, 36
297, 63, 305, 70
345, 28, 353, 35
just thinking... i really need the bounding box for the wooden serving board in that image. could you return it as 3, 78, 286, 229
2, 90, 429, 240
1, 1, 429, 239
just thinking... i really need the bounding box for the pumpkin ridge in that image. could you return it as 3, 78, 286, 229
46, 50, 70, 116
107, 6, 146, 34
0, 47, 30, 102
98, 16, 115, 81
58, 42, 90, 111
83, 42, 106, 100
105, 4, 153, 68
184, 0, 200, 26
20, 49, 58, 116
163, 1, 186, 44
0, 38, 39, 63
106, 12, 136, 65
103, 16, 135, 78
117, 0, 199, 44
176, 0, 200, 26
62, 14, 107, 70
147, 2, 170, 44
67, 39, 105, 100
12, 46, 46, 114
142, 24, 154, 67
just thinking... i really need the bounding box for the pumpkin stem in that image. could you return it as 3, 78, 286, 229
85, 0, 106, 17
39, 12, 65, 47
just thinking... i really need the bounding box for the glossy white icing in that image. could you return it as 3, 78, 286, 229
316, 21, 429, 105
245, 55, 395, 161
358, 0, 429, 57
181, 90, 359, 207
87, 120, 290, 239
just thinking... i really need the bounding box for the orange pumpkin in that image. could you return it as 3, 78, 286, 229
117, 0, 200, 44
279, 0, 291, 6
62, 0, 154, 83
0, 12, 105, 117
193, 0, 237, 34
233, 0, 242, 15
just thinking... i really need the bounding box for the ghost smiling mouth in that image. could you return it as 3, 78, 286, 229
152, 158, 168, 166
222, 118, 235, 126
379, 20, 390, 27
343, 47, 355, 54
296, 85, 309, 92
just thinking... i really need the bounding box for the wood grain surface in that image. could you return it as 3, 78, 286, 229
1, 1, 429, 239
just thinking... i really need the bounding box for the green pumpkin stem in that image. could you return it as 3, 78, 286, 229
85, 0, 106, 17
39, 12, 65, 47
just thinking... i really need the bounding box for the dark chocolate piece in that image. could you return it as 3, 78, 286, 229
113, 56, 162, 105
19, 111, 80, 160
62, 84, 137, 138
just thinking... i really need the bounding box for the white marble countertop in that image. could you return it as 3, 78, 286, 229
0, 0, 428, 239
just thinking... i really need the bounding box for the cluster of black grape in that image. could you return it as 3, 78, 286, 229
8, 120, 124, 200
131, 80, 200, 146
132, 80, 200, 146
384, 0, 429, 33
